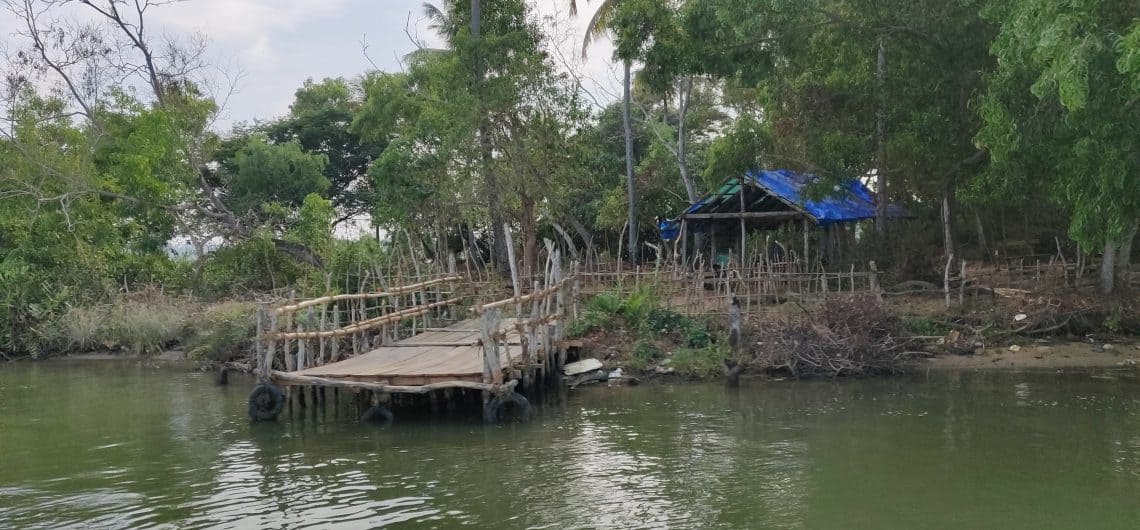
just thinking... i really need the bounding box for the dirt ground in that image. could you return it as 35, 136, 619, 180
926, 340, 1140, 370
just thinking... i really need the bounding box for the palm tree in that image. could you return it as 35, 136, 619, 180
573, 0, 638, 264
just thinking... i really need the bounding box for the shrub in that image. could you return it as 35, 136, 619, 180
670, 344, 728, 379
105, 302, 188, 355
588, 292, 622, 315
629, 339, 662, 371
53, 306, 105, 351
183, 302, 257, 364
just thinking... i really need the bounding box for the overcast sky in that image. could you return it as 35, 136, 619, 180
129, 0, 622, 130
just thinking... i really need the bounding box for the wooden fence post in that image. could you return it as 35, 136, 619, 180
869, 260, 882, 302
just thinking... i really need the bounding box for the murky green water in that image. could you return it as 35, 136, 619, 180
2, 360, 1139, 529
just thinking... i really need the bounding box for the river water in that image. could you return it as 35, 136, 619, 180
1, 359, 1139, 529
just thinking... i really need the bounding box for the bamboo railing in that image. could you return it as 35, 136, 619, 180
254, 274, 467, 382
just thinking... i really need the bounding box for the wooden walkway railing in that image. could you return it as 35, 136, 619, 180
254, 275, 466, 383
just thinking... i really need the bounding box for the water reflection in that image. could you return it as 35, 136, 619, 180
2, 361, 1139, 528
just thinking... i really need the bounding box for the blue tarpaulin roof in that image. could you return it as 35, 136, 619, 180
659, 169, 908, 240
686, 169, 907, 225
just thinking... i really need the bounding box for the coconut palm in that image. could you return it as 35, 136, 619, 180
572, 0, 638, 263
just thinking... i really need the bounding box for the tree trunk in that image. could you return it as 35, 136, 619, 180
1118, 218, 1138, 282
874, 36, 888, 235
676, 76, 698, 204
974, 210, 990, 262
1100, 236, 1117, 295
941, 189, 954, 260
622, 59, 638, 264
521, 194, 537, 285
470, 0, 508, 275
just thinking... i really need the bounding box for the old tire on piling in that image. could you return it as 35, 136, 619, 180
248, 383, 285, 421
483, 392, 534, 423
360, 405, 394, 424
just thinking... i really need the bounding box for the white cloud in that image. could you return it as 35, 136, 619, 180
1, 0, 620, 128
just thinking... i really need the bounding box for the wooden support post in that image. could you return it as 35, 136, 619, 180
802, 217, 810, 271
296, 323, 306, 370
481, 308, 503, 385
255, 304, 267, 382
740, 185, 747, 267
318, 305, 327, 365
330, 307, 340, 362
266, 312, 278, 376
283, 305, 295, 372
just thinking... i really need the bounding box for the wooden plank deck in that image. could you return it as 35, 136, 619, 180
291, 317, 523, 386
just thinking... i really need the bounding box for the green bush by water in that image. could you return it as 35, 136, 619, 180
570, 286, 723, 378
183, 302, 257, 364
47, 300, 191, 355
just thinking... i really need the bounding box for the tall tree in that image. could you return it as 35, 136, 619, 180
975, 0, 1140, 293
576, 0, 641, 262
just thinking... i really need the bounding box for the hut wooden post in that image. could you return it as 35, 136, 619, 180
802, 217, 810, 269
681, 220, 689, 267
481, 308, 503, 385
740, 184, 747, 267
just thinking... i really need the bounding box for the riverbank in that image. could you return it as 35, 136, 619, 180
926, 341, 1140, 370
568, 285, 1140, 382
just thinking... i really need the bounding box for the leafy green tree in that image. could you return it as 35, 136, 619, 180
225, 137, 330, 216
975, 0, 1140, 293
263, 78, 381, 225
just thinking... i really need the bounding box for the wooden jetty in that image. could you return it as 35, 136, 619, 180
248, 255, 580, 423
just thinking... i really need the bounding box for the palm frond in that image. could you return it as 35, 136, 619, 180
581, 0, 619, 59
422, 2, 448, 32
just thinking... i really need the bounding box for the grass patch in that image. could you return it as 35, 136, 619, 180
670, 344, 729, 379
48, 299, 191, 355
900, 316, 951, 337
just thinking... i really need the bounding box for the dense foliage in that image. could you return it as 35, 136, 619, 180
1, 0, 1137, 358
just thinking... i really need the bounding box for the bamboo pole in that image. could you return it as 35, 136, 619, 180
272, 276, 462, 315
271, 370, 516, 395
272, 298, 461, 340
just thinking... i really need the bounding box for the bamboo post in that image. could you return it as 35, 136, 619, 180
481, 308, 503, 385
266, 311, 278, 375
850, 264, 856, 293
318, 305, 327, 365
283, 302, 295, 372
802, 217, 810, 268
944, 254, 954, 308
296, 323, 306, 370
740, 184, 747, 267
959, 259, 968, 306
330, 307, 340, 362
869, 260, 882, 302
255, 304, 267, 382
